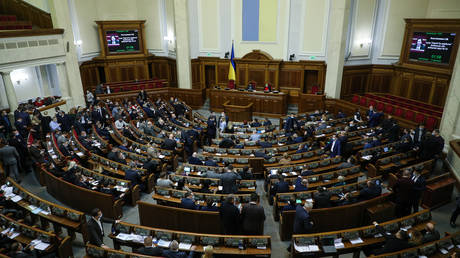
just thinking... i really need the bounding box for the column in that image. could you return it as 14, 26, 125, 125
324, 0, 351, 98
39, 65, 52, 97
48, 0, 85, 106
0, 71, 19, 115
173, 0, 192, 89
56, 63, 70, 98
440, 47, 460, 142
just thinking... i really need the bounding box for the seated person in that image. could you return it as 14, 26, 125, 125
333, 176, 346, 187
263, 83, 272, 92
421, 222, 440, 243
247, 82, 255, 91
313, 187, 332, 208
294, 177, 308, 192
188, 152, 203, 165
358, 180, 382, 201
181, 192, 200, 210
282, 198, 297, 211
219, 137, 235, 149
204, 156, 218, 167
200, 197, 219, 212
279, 153, 291, 164
135, 236, 163, 256
156, 172, 174, 188
239, 166, 253, 180
250, 118, 261, 127
368, 221, 410, 255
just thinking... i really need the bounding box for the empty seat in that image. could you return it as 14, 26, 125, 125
351, 95, 360, 104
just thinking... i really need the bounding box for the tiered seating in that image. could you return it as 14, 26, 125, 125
98, 79, 167, 93
291, 209, 432, 257
0, 15, 32, 30
351, 94, 440, 130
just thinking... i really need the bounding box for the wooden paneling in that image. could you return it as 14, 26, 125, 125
1, 0, 53, 28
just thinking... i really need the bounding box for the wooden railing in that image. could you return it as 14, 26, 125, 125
0, 0, 53, 28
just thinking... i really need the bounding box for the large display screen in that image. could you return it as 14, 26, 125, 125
409, 31, 456, 64
105, 30, 140, 53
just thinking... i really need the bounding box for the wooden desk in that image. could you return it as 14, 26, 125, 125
422, 174, 456, 209
210, 89, 287, 116
223, 100, 253, 122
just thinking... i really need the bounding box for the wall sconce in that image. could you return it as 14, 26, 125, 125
224, 52, 229, 58
74, 40, 82, 47
163, 35, 174, 44
289, 54, 295, 61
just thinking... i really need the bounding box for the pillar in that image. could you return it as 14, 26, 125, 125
39, 65, 52, 97
56, 63, 70, 99
324, 0, 351, 99
173, 0, 192, 89
48, 0, 85, 106
440, 48, 460, 142
0, 71, 19, 116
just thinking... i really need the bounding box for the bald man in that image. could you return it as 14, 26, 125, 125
421, 223, 440, 243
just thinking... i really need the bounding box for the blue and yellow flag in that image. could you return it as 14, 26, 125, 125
228, 42, 236, 81
242, 0, 278, 42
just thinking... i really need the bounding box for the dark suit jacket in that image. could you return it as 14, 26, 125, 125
272, 181, 289, 195
161, 139, 177, 150
87, 218, 104, 246
181, 198, 199, 210
325, 139, 341, 157
125, 169, 141, 187
393, 177, 413, 204
188, 156, 203, 165
421, 229, 440, 243
135, 246, 163, 256
414, 128, 426, 144
293, 205, 313, 234
241, 203, 265, 235
372, 225, 409, 255
219, 202, 240, 234
314, 191, 332, 208
221, 172, 241, 194
0, 145, 19, 165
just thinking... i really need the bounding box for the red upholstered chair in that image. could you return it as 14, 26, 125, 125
376, 102, 384, 112
384, 105, 393, 114
7, 16, 16, 21
394, 107, 404, 117
0, 16, 7, 22
405, 110, 415, 121
352, 95, 360, 104
360, 97, 367, 106
113, 88, 120, 93
311, 85, 319, 94
425, 117, 437, 130
369, 100, 377, 108
415, 113, 425, 124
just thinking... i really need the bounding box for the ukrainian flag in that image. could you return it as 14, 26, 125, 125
228, 42, 236, 81
242, 0, 278, 42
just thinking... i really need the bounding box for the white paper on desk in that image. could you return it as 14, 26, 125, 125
278, 143, 283, 146
293, 242, 308, 252
116, 233, 131, 241
3, 186, 13, 195
419, 256, 428, 258
1, 229, 9, 235
28, 205, 37, 210
216, 153, 221, 156
11, 195, 22, 203
282, 173, 288, 177
8, 232, 19, 239
159, 155, 165, 159
40, 210, 50, 216
306, 198, 313, 203
290, 172, 297, 176
447, 244, 454, 250
179, 242, 192, 250
349, 238, 363, 245
400, 226, 411, 231
362, 155, 373, 160
31, 208, 43, 214
248, 187, 256, 190
334, 238, 344, 249
31, 240, 50, 251
130, 234, 145, 243
270, 170, 278, 175
440, 248, 448, 255
308, 245, 319, 251
76, 152, 84, 157
157, 239, 171, 248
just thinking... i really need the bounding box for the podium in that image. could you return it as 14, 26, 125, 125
223, 100, 253, 122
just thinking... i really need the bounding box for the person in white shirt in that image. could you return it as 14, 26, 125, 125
115, 118, 126, 130
49, 117, 61, 132
86, 90, 94, 105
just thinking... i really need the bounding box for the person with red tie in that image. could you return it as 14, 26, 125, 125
263, 83, 271, 92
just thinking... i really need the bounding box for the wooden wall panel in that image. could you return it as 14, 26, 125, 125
217, 64, 228, 84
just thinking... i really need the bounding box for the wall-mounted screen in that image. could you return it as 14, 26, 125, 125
105, 30, 140, 53
408, 31, 456, 64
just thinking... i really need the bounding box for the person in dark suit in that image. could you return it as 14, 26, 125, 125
135, 236, 163, 256
369, 221, 410, 255
283, 114, 298, 132
218, 137, 235, 149
204, 156, 218, 167
87, 208, 112, 248
125, 166, 142, 189
421, 223, 440, 243
220, 168, 241, 194
162, 240, 195, 258
200, 197, 219, 211
293, 201, 314, 234
241, 193, 265, 235
8, 242, 38, 258
358, 180, 382, 201
14, 117, 28, 138
239, 166, 253, 180
294, 177, 308, 192
161, 134, 177, 151
188, 152, 203, 165
313, 187, 332, 208
414, 124, 426, 145
220, 195, 240, 234
451, 195, 460, 227
411, 170, 426, 213
137, 89, 148, 102
282, 198, 297, 211
0, 110, 12, 139
432, 129, 445, 156
206, 114, 217, 145
324, 135, 341, 157
393, 169, 414, 217
0, 139, 20, 181
181, 192, 199, 210
270, 176, 289, 204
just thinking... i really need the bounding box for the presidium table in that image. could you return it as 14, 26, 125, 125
209, 88, 288, 117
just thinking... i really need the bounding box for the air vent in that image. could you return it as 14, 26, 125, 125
38, 40, 48, 46
48, 39, 58, 45
17, 41, 28, 48
28, 41, 38, 47
5, 42, 17, 49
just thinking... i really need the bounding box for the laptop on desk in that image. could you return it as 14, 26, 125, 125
320, 237, 337, 253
